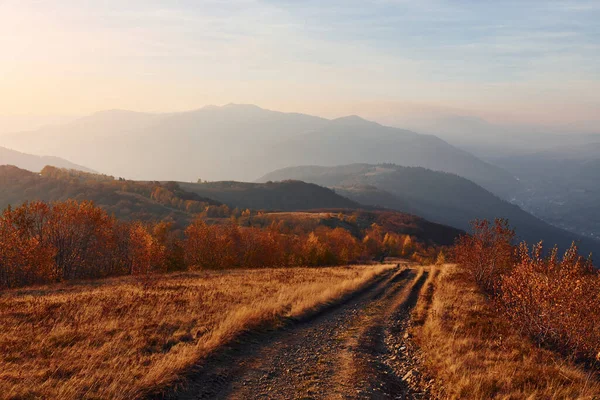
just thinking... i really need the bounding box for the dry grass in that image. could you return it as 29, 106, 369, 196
0, 264, 392, 400
411, 265, 439, 325
412, 265, 600, 399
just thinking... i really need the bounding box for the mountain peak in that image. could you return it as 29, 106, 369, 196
91, 109, 150, 117
193, 103, 270, 116
223, 103, 266, 111
331, 115, 376, 126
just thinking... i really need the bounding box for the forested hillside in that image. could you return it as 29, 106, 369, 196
0, 166, 219, 226
0, 165, 461, 249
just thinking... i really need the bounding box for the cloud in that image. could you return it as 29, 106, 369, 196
0, 0, 598, 127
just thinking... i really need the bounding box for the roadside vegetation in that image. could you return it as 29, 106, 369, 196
454, 219, 600, 367
409, 219, 600, 398
0, 264, 393, 399
412, 265, 600, 398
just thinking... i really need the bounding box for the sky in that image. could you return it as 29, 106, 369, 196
1, 0, 599, 131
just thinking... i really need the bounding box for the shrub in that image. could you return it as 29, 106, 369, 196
501, 242, 600, 364
453, 219, 515, 295
454, 219, 600, 368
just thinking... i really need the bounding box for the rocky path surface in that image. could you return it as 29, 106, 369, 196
174, 266, 430, 400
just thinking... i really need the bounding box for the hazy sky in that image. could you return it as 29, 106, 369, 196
1, 0, 599, 129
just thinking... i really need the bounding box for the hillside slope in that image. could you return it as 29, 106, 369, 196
0, 146, 93, 173
259, 164, 600, 255
178, 180, 359, 211
0, 105, 517, 198
0, 165, 463, 247
0, 166, 213, 226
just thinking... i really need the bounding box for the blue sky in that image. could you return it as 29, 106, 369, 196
1, 0, 599, 128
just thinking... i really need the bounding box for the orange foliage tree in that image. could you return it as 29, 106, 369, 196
0, 200, 181, 287
0, 205, 54, 288
184, 219, 239, 269
184, 218, 365, 269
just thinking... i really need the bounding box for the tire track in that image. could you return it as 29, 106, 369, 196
346, 269, 429, 399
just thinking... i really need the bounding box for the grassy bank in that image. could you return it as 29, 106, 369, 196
412, 265, 600, 399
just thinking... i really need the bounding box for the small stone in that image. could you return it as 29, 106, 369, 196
402, 369, 420, 383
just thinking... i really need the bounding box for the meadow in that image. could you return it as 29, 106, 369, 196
0, 264, 392, 400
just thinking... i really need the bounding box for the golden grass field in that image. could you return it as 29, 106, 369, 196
412, 265, 600, 399
0, 264, 392, 400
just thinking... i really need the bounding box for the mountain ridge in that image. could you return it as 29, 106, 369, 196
0, 146, 94, 173
0, 104, 518, 198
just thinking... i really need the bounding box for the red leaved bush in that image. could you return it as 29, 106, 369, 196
501, 241, 600, 364
454, 219, 600, 367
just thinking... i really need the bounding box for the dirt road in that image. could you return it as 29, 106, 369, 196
173, 266, 430, 399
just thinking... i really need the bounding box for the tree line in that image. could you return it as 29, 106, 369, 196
0, 200, 429, 289
454, 219, 600, 368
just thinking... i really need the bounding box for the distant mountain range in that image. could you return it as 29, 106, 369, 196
0, 104, 518, 199
389, 114, 600, 160
0, 146, 93, 173
259, 164, 600, 256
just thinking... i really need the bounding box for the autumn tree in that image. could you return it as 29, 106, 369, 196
326, 228, 362, 265
184, 219, 239, 269
44, 201, 115, 280
363, 223, 385, 260
0, 205, 54, 287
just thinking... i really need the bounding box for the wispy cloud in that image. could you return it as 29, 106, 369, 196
0, 0, 598, 126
